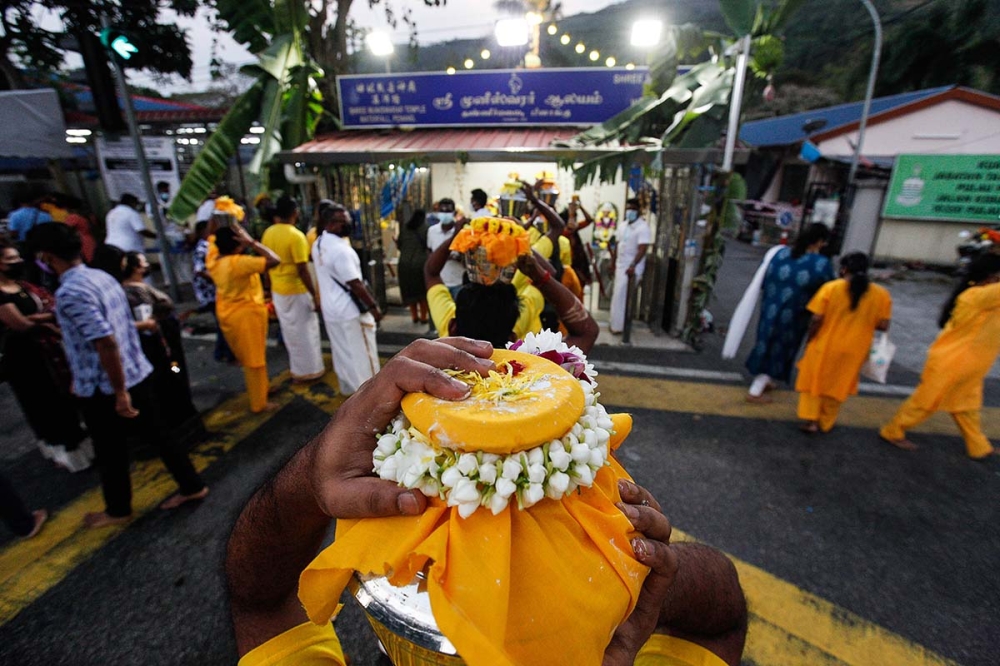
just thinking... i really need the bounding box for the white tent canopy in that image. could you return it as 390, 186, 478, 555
0, 89, 73, 159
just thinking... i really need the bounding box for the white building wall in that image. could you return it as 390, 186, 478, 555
816, 100, 1000, 157
817, 98, 1000, 265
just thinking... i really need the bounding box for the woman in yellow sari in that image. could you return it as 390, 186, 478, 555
881, 254, 1000, 459
795, 253, 891, 433
207, 221, 280, 413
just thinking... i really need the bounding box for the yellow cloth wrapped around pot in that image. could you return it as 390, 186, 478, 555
299, 411, 645, 666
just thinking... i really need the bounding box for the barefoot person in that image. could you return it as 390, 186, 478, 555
880, 254, 1000, 459
225, 337, 747, 666
207, 208, 282, 414
29, 223, 208, 527
795, 253, 891, 433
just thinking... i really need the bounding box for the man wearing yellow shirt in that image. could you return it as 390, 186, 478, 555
225, 338, 747, 666
260, 196, 325, 382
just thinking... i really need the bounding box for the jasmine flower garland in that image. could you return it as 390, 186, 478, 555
372, 334, 614, 519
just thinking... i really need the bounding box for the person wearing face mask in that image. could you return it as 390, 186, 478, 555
312, 204, 382, 396
426, 198, 465, 300
0, 238, 91, 472
28, 223, 208, 526
609, 199, 651, 335
120, 251, 199, 432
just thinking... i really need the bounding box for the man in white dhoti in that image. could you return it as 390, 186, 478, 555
609, 198, 651, 335
260, 196, 325, 382
312, 204, 383, 395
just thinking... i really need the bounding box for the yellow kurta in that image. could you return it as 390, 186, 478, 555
207, 248, 269, 369
909, 281, 1000, 413
795, 279, 892, 402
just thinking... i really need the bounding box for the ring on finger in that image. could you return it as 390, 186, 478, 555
640, 499, 650, 507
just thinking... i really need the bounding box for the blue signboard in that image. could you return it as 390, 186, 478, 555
336, 67, 656, 129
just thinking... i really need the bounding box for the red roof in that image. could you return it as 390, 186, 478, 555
286, 127, 611, 164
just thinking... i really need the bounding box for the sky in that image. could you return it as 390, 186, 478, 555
36, 0, 623, 93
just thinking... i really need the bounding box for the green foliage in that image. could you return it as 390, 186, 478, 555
0, 0, 200, 87
168, 79, 267, 220
719, 0, 756, 35
172, 0, 326, 214
749, 35, 784, 79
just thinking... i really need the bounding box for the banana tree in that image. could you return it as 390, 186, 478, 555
168, 0, 326, 221
557, 0, 804, 346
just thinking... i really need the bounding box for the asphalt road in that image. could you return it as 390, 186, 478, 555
2, 239, 999, 665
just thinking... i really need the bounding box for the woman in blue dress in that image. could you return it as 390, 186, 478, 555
746, 223, 834, 402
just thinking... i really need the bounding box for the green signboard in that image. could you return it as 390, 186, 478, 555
883, 154, 1000, 223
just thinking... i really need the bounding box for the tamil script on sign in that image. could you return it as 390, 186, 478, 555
336, 68, 657, 129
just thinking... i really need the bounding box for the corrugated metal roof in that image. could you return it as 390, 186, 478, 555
739, 86, 953, 148
285, 126, 622, 164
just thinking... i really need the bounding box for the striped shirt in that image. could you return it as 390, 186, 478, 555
55, 264, 152, 397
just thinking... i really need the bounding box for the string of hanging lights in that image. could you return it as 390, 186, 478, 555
443, 21, 637, 74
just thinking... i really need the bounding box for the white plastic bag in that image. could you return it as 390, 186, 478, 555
861, 333, 896, 384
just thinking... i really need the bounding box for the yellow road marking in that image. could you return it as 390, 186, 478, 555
672, 529, 960, 666
597, 374, 1000, 438
0, 363, 967, 665
0, 371, 303, 625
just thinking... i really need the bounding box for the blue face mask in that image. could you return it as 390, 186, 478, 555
438, 212, 455, 226
625, 209, 638, 222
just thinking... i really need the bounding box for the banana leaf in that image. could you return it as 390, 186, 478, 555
248, 77, 284, 185
282, 60, 326, 149
719, 0, 755, 36
167, 77, 267, 221
213, 0, 275, 52
758, 0, 808, 35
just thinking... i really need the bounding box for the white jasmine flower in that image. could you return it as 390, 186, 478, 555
571, 443, 591, 464
481, 453, 500, 465
572, 463, 594, 487
594, 428, 611, 444
588, 447, 606, 468
527, 447, 545, 466
549, 447, 572, 471
378, 456, 399, 481
501, 458, 522, 481
489, 492, 510, 515
451, 478, 481, 504
457, 501, 479, 519
571, 423, 583, 439
376, 434, 399, 456
527, 463, 546, 484
496, 477, 517, 499
522, 482, 545, 508
597, 416, 614, 430
419, 477, 441, 498
440, 465, 463, 489
583, 429, 597, 448
479, 463, 498, 485
545, 471, 570, 499
457, 453, 479, 476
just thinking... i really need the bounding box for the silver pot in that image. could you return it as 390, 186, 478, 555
349, 571, 465, 666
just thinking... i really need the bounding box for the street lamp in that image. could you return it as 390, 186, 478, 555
630, 19, 663, 48
366, 30, 394, 73
495, 18, 530, 47
848, 0, 883, 185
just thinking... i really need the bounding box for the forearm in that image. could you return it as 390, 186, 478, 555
226, 443, 332, 655
94, 337, 128, 394
657, 543, 746, 638
424, 238, 452, 286
629, 246, 649, 271
349, 280, 379, 311
296, 264, 316, 297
